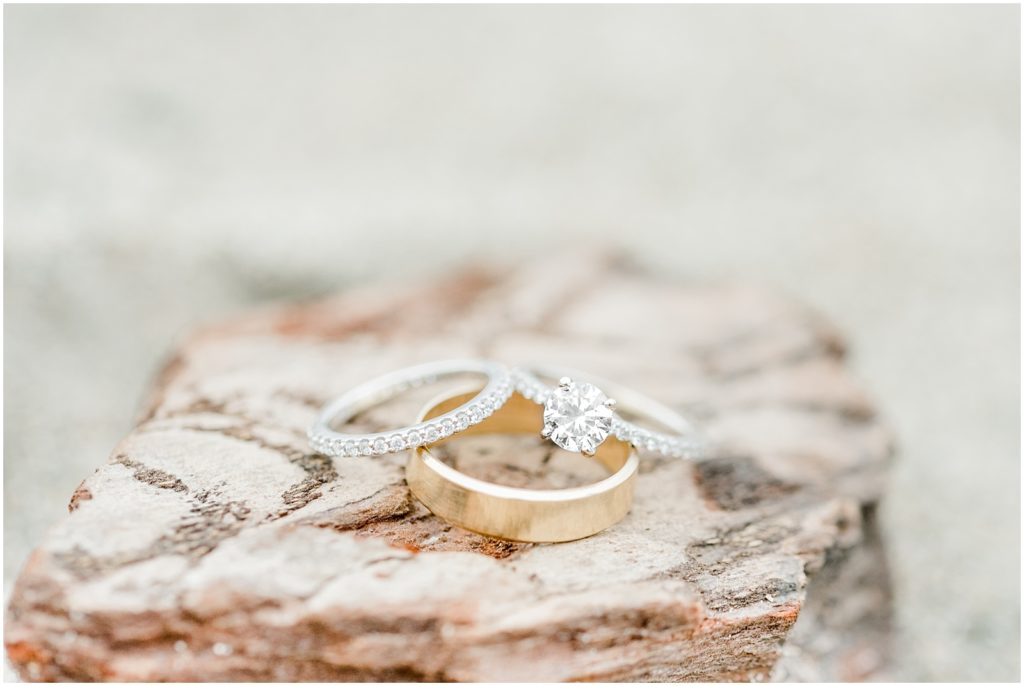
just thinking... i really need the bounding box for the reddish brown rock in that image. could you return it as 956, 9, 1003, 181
5, 255, 894, 681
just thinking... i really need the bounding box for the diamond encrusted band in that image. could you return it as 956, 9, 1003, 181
309, 359, 513, 458
512, 366, 704, 459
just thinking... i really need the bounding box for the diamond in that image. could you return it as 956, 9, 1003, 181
542, 380, 614, 454
389, 435, 406, 452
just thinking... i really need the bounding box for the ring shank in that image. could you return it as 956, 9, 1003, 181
407, 391, 638, 543
308, 359, 512, 457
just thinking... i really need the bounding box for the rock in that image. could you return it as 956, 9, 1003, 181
4, 254, 895, 681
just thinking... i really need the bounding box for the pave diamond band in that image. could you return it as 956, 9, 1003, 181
309, 359, 513, 458
513, 367, 704, 459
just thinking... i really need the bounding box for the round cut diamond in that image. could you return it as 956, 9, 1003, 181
542, 380, 614, 454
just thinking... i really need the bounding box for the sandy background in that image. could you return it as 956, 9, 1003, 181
4, 5, 1019, 681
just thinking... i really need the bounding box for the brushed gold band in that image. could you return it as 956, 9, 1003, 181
406, 391, 639, 543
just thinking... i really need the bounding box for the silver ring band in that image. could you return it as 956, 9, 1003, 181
512, 366, 704, 459
309, 359, 513, 457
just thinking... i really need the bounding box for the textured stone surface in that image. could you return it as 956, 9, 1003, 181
5, 256, 894, 681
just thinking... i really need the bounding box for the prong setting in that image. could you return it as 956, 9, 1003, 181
511, 367, 704, 460
540, 378, 614, 455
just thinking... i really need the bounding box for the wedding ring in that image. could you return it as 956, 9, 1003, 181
512, 366, 705, 459
308, 359, 513, 457
407, 389, 638, 542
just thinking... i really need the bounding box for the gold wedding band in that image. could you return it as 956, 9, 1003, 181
406, 390, 639, 543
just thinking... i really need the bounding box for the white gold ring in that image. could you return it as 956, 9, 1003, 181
309, 359, 513, 457
512, 366, 704, 459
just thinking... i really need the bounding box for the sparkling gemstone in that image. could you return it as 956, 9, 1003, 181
542, 381, 614, 454
440, 419, 455, 436
389, 435, 406, 452
372, 438, 388, 454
